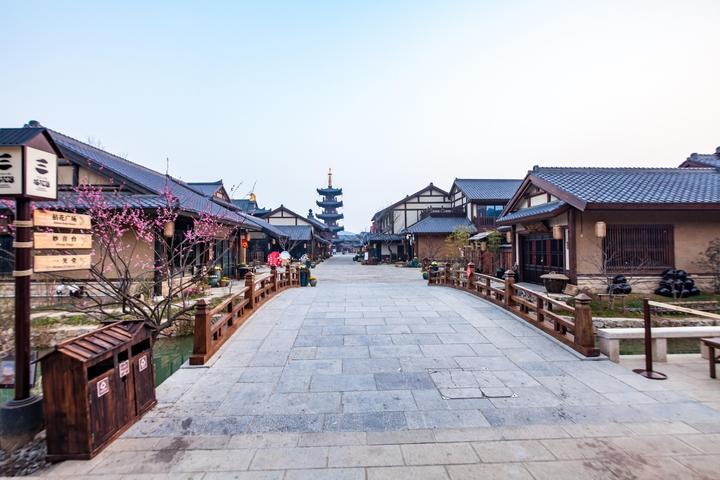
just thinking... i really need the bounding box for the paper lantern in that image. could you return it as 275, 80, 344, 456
595, 221, 606, 238
552, 225, 563, 240
505, 231, 513, 243
163, 221, 175, 239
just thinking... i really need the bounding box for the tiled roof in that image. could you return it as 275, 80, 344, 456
684, 151, 720, 168
275, 225, 312, 241
0, 127, 46, 145
453, 179, 522, 201
363, 233, 404, 243
372, 183, 450, 221
232, 199, 271, 216
497, 200, 567, 224
531, 167, 720, 205
404, 215, 477, 234
187, 180, 223, 197
46, 128, 243, 223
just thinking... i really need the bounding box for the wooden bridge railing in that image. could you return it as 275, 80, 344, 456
429, 262, 598, 357
191, 265, 300, 365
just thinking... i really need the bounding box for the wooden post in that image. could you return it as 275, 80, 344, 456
485, 276, 491, 297
444, 262, 451, 285
467, 262, 475, 290
573, 293, 594, 352
245, 271, 255, 309
271, 265, 278, 292
13, 199, 32, 400
192, 299, 210, 360
632, 298, 667, 379
504, 270, 515, 308
536, 296, 544, 324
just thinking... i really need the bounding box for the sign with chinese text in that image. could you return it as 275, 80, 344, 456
24, 147, 57, 200
0, 147, 23, 196
119, 360, 130, 378
33, 210, 92, 230
34, 254, 92, 273
34, 232, 93, 250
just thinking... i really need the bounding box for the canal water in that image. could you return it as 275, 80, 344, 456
0, 335, 194, 403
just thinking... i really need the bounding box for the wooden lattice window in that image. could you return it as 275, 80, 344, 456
604, 224, 674, 273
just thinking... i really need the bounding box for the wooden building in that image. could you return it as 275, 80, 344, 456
369, 183, 450, 261
497, 166, 720, 292
448, 179, 522, 231
263, 205, 332, 260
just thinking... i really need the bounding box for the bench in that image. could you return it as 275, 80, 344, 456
701, 338, 720, 378
597, 326, 720, 363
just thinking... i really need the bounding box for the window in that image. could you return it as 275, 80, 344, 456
604, 224, 673, 272
479, 205, 504, 218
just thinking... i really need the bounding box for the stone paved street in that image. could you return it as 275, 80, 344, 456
38, 255, 720, 479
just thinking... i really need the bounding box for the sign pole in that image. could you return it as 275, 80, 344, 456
13, 197, 32, 400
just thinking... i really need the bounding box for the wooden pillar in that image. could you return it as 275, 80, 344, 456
13, 199, 32, 400
504, 269, 515, 309
271, 265, 278, 292
467, 262, 475, 290
573, 293, 594, 351
245, 271, 255, 309
153, 235, 163, 297
568, 209, 578, 284
444, 262, 451, 285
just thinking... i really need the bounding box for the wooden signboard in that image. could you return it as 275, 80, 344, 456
33, 210, 92, 230
34, 232, 93, 250
34, 254, 92, 273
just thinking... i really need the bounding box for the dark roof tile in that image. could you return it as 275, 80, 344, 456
453, 179, 522, 201
404, 216, 477, 234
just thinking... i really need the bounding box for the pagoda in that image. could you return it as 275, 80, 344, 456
316, 168, 344, 235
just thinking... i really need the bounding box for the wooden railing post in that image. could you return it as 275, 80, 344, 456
444, 262, 451, 285
466, 263, 475, 290
536, 296, 544, 324
573, 293, 594, 351
192, 299, 210, 361
245, 271, 255, 309
485, 276, 491, 297
504, 270, 515, 309
271, 265, 278, 292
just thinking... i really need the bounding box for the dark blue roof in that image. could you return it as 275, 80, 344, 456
188, 181, 224, 197
453, 179, 522, 201
276, 225, 312, 241
404, 216, 477, 234
684, 150, 720, 169
363, 233, 404, 243
232, 198, 271, 216
497, 200, 567, 223
531, 167, 720, 205
47, 128, 243, 223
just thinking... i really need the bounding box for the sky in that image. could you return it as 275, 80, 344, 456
2, 1, 719, 233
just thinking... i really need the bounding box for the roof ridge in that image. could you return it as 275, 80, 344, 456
533, 166, 716, 172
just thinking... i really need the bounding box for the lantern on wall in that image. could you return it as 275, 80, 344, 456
595, 221, 606, 239
272, 238, 276, 245
303, 243, 307, 249
552, 225, 563, 240
505, 231, 513, 243
163, 220, 175, 239
479, 242, 487, 252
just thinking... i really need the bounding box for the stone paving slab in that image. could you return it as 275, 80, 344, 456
31, 255, 720, 478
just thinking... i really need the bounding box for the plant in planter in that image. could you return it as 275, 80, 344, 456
309, 276, 317, 287
219, 276, 230, 287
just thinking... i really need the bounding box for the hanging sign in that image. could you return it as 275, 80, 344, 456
33, 232, 93, 250
33, 210, 92, 230
97, 377, 110, 398
118, 360, 130, 378
0, 147, 23, 196
24, 147, 57, 200
34, 254, 92, 273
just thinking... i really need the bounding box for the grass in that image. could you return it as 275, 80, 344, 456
32, 314, 95, 327
589, 292, 720, 318
618, 337, 702, 355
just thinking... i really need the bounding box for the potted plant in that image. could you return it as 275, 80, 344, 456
309, 276, 317, 287
237, 263, 251, 279
219, 276, 230, 288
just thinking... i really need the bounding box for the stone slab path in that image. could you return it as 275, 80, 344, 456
36, 255, 720, 479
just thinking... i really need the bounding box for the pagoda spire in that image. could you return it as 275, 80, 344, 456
328, 168, 333, 188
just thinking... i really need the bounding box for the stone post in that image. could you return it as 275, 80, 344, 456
504, 270, 515, 308
573, 293, 594, 352
245, 271, 255, 309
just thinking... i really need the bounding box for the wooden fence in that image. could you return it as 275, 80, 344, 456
429, 262, 598, 357
190, 265, 299, 365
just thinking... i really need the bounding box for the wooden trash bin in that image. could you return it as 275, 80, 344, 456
40, 320, 157, 461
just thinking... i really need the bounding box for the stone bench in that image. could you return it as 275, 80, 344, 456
597, 326, 720, 363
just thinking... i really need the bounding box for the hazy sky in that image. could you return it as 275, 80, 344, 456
3, 1, 719, 232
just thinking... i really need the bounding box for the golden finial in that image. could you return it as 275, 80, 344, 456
249, 192, 257, 202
